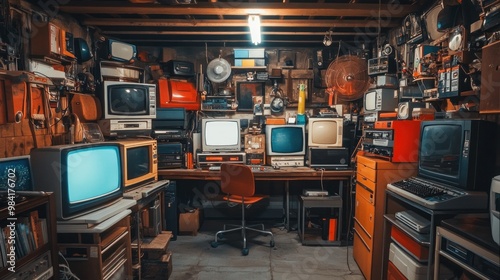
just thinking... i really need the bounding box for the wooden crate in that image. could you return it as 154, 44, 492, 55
142, 251, 172, 280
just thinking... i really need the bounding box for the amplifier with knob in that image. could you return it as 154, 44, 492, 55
362, 120, 421, 162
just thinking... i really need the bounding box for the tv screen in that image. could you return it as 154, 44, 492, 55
127, 146, 150, 181
109, 39, 136, 62
202, 119, 241, 152
0, 156, 33, 191
418, 119, 496, 191
30, 143, 123, 220
109, 86, 148, 114
308, 118, 343, 147
266, 125, 305, 156
102, 81, 157, 119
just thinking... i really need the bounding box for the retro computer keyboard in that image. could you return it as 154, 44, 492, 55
387, 177, 487, 210
123, 180, 170, 200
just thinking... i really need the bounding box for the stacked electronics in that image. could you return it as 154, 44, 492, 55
364, 44, 399, 126
152, 108, 190, 169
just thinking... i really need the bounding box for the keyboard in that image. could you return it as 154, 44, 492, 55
387, 177, 488, 210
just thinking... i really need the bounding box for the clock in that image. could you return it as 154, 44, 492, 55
397, 102, 426, 120
270, 97, 285, 113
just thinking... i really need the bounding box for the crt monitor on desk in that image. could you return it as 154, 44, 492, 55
201, 118, 241, 152
265, 125, 306, 156
307, 117, 343, 148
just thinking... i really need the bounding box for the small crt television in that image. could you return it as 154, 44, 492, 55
102, 80, 156, 120
201, 118, 241, 152
98, 38, 137, 62
307, 117, 343, 148
266, 125, 306, 156
418, 119, 496, 191
30, 143, 123, 220
0, 155, 33, 191
110, 138, 158, 189
363, 88, 398, 113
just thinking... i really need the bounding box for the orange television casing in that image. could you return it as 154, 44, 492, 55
157, 77, 200, 111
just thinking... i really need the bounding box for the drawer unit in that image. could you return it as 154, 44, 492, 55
353, 223, 373, 280
353, 154, 417, 280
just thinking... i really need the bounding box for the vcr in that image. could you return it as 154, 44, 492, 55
362, 120, 420, 162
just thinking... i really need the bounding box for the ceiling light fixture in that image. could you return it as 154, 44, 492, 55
323, 31, 333, 47
248, 15, 261, 45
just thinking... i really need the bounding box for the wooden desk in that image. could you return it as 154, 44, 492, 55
158, 167, 354, 232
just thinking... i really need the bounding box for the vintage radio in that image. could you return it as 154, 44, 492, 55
245, 134, 266, 165
368, 56, 397, 76
362, 120, 421, 162
31, 22, 76, 60
161, 60, 195, 77
438, 65, 471, 99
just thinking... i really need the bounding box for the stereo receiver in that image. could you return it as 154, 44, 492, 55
362, 120, 420, 162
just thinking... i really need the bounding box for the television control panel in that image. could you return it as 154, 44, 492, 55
268, 156, 304, 167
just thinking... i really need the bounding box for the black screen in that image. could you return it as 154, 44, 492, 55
109, 86, 148, 114
419, 124, 462, 177
126, 147, 150, 180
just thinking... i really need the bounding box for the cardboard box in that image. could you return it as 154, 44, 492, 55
179, 208, 200, 235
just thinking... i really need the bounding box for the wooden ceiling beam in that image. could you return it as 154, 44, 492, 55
101, 30, 379, 36
82, 18, 398, 28
60, 2, 419, 17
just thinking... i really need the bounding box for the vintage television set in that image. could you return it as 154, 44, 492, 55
30, 143, 123, 220
418, 119, 496, 191
101, 80, 156, 120
201, 118, 241, 152
97, 38, 137, 62
266, 125, 306, 156
307, 117, 344, 148
111, 139, 158, 190
363, 88, 398, 113
0, 155, 33, 191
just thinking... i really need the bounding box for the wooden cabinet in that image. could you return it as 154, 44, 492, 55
57, 210, 133, 280
353, 154, 416, 280
0, 192, 59, 279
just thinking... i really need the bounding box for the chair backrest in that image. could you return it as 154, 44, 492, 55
220, 163, 255, 197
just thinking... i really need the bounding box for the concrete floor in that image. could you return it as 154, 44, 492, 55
167, 219, 364, 280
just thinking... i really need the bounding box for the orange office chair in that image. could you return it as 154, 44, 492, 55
210, 163, 275, 255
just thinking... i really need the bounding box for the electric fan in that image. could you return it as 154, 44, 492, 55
325, 55, 370, 105
206, 57, 231, 83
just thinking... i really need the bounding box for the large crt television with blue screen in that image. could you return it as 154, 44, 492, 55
30, 143, 123, 220
202, 118, 241, 152
0, 155, 33, 191
266, 125, 306, 156
419, 119, 496, 191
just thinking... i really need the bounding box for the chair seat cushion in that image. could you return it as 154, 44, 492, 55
224, 194, 267, 204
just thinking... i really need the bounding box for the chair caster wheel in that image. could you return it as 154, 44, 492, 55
242, 248, 249, 256
211, 241, 219, 248
270, 240, 275, 247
